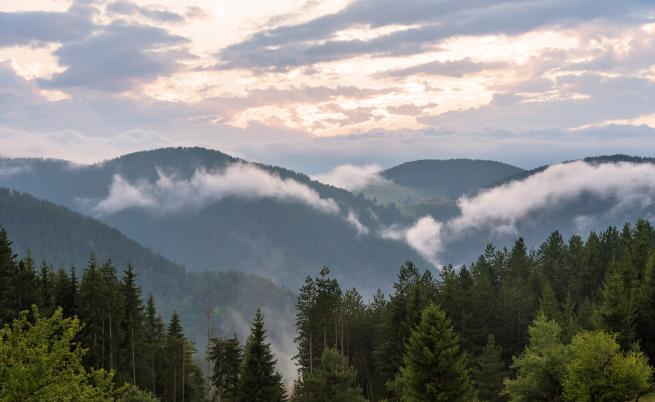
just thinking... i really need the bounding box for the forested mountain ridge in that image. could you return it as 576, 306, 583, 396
382, 158, 524, 197
0, 187, 297, 379
0, 147, 428, 292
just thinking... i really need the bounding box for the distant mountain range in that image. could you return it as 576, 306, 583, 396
2, 148, 655, 380
2, 148, 655, 287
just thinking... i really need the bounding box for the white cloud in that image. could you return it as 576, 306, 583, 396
393, 161, 655, 265
346, 210, 369, 235
0, 126, 175, 164
95, 162, 341, 215
312, 163, 387, 191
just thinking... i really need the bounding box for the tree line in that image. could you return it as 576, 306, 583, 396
281, 220, 655, 401
0, 224, 289, 401
4, 218, 655, 401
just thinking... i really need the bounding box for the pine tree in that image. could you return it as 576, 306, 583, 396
79, 253, 103, 369
593, 269, 636, 348
209, 335, 242, 402
9, 252, 39, 316
0, 225, 17, 324
164, 311, 203, 402
238, 309, 287, 402
120, 263, 145, 386
296, 348, 366, 402
393, 304, 475, 402
472, 335, 506, 402
143, 295, 165, 396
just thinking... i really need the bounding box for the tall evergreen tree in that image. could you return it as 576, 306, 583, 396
143, 295, 165, 396
120, 263, 145, 386
393, 304, 475, 402
238, 309, 287, 402
0, 225, 17, 324
472, 335, 507, 402
209, 335, 242, 402
295, 348, 366, 402
592, 269, 636, 348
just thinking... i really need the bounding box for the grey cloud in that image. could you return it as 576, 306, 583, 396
106, 1, 185, 23
423, 73, 655, 130
0, 2, 95, 46
39, 22, 190, 92
393, 161, 655, 265
383, 58, 508, 78
217, 0, 653, 70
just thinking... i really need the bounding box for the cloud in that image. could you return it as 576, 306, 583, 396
312, 163, 387, 191
216, 0, 653, 70
346, 210, 369, 235
381, 216, 443, 266
393, 161, 655, 265
39, 21, 190, 92
95, 162, 341, 215
106, 1, 185, 23
0, 126, 176, 164
0, 3, 95, 46
383, 58, 507, 78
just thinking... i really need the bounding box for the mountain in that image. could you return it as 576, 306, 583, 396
359, 159, 523, 220
409, 155, 655, 266
382, 159, 524, 198
0, 148, 429, 292
0, 187, 297, 377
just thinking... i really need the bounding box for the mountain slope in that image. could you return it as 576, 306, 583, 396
0, 148, 429, 291
0, 187, 296, 376
359, 159, 524, 220
382, 159, 524, 198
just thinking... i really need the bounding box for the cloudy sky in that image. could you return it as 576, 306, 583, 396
1, 0, 655, 172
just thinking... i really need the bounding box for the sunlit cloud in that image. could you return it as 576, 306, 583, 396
0, 0, 654, 166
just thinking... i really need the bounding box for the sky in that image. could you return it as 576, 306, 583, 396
1, 0, 655, 173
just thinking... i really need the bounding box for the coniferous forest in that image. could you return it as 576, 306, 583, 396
2, 218, 655, 400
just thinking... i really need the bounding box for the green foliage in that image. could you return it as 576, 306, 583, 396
503, 315, 569, 402
115, 384, 159, 402
0, 226, 205, 401
294, 348, 366, 402
239, 309, 287, 402
394, 304, 476, 402
0, 306, 114, 401
593, 269, 636, 348
472, 335, 507, 402
563, 330, 653, 401
209, 335, 242, 402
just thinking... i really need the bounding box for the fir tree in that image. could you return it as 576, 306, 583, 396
472, 335, 506, 402
295, 348, 366, 402
394, 304, 475, 402
209, 335, 242, 402
238, 309, 287, 402
593, 269, 636, 348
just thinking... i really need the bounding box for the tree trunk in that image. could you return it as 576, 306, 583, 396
108, 313, 113, 371
131, 325, 136, 384
309, 328, 313, 373
182, 341, 185, 402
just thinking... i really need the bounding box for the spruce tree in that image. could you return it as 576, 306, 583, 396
238, 309, 287, 402
0, 226, 17, 324
209, 335, 242, 402
120, 263, 145, 386
296, 348, 366, 402
593, 269, 636, 348
394, 304, 475, 402
143, 295, 165, 396
472, 335, 506, 402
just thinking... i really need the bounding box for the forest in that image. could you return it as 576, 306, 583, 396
2, 219, 655, 401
